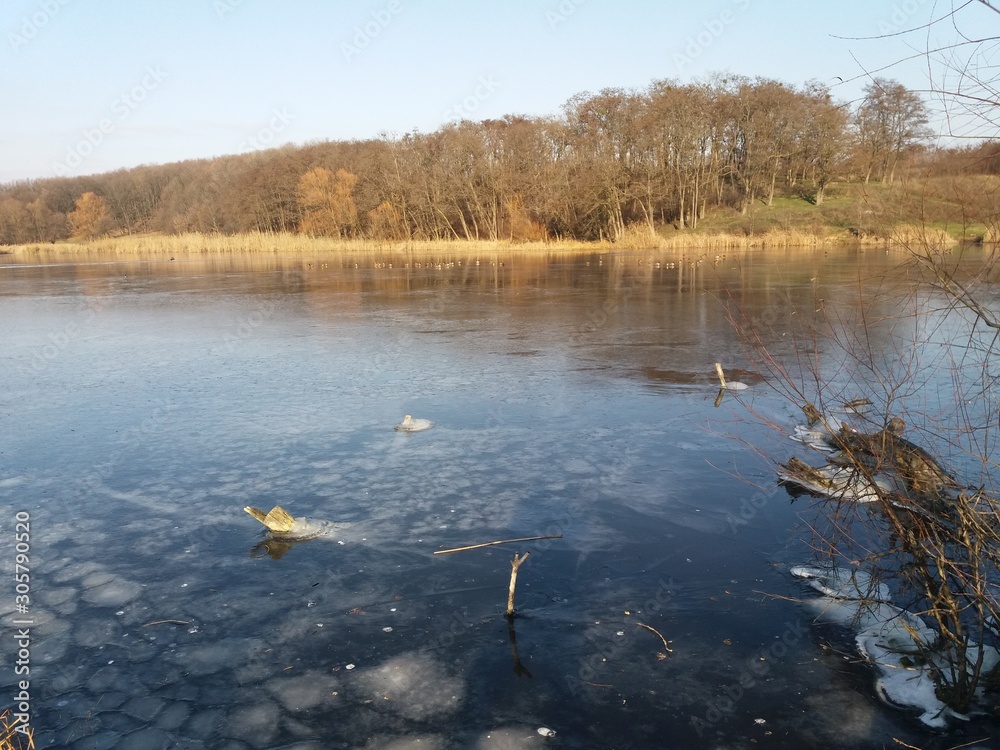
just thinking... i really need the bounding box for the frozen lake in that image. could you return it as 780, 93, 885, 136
1, 247, 995, 749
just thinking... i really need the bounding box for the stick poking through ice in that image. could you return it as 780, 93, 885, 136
715, 362, 749, 391
506, 551, 530, 617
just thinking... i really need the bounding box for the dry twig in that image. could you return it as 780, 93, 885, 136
637, 621, 673, 657
433, 534, 562, 555
506, 551, 531, 617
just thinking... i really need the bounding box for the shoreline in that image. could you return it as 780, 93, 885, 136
0, 225, 966, 258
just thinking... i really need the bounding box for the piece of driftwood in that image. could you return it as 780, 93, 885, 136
506, 551, 531, 617
244, 505, 295, 532
433, 534, 562, 555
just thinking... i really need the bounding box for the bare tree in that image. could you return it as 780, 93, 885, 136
854, 78, 930, 183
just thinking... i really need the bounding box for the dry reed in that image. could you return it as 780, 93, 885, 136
0, 710, 33, 750
3, 224, 962, 260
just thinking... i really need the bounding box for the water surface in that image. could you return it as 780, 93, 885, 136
1, 248, 994, 749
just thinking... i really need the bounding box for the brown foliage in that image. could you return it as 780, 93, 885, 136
68, 192, 112, 238
297, 167, 358, 237
366, 200, 406, 240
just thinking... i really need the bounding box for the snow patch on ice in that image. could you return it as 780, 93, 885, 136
789, 416, 845, 452
354, 653, 464, 720
790, 565, 890, 602
792, 563, 1000, 728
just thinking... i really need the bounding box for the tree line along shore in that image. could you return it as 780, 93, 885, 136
1, 74, 997, 252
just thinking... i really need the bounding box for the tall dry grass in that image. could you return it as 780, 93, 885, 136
3, 224, 966, 259
6, 233, 606, 258
617, 223, 963, 251
0, 710, 33, 750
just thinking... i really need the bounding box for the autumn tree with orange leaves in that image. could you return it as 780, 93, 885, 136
296, 167, 358, 238
68, 192, 112, 238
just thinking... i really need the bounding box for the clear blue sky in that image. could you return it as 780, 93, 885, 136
1, 0, 989, 184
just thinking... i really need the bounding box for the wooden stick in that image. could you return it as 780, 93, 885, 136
637, 621, 673, 655
714, 362, 728, 389
506, 551, 530, 617
433, 534, 562, 555
143, 619, 191, 627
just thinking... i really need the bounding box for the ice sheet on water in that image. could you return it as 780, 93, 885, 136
224, 701, 281, 746
353, 653, 465, 721
172, 637, 269, 677
41, 585, 78, 608
361, 736, 446, 750
155, 700, 191, 732
118, 726, 174, 750
265, 670, 340, 712
81, 576, 143, 607
73, 616, 123, 648
121, 695, 165, 723
474, 727, 548, 749
52, 560, 108, 584
183, 707, 228, 742
82, 570, 117, 588
67, 729, 120, 750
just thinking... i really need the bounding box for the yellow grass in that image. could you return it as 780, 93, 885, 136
617, 223, 963, 251
3, 225, 964, 260
6, 233, 606, 257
